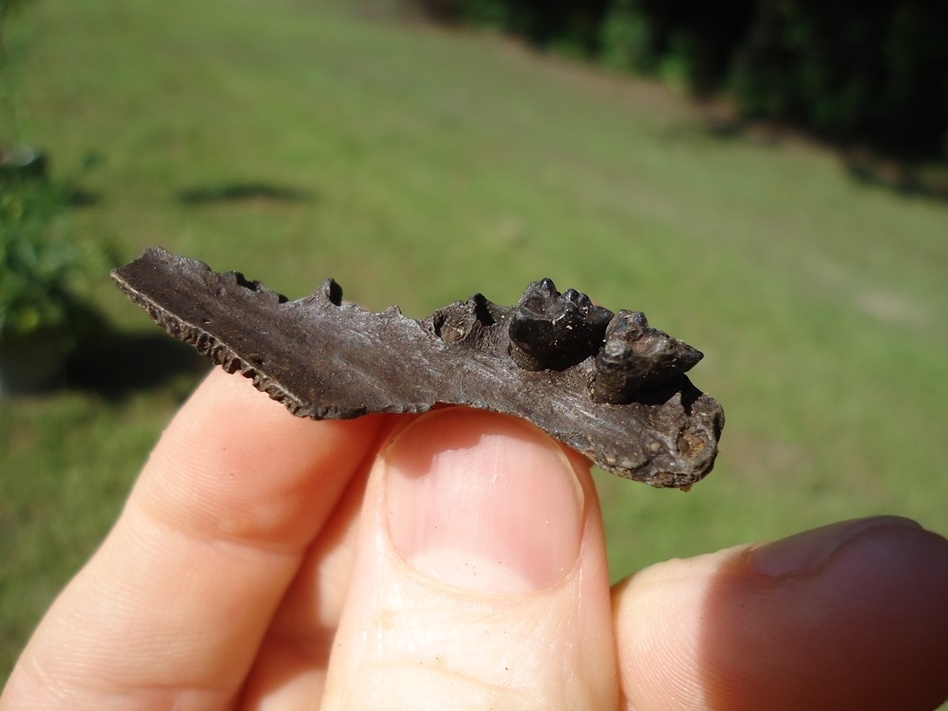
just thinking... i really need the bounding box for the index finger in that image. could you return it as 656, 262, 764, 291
1, 368, 387, 710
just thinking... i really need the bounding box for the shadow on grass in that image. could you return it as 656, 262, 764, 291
66, 330, 209, 399
65, 188, 100, 207
702, 116, 948, 203
842, 152, 948, 202
176, 182, 317, 205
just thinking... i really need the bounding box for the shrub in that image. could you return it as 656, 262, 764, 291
0, 172, 111, 345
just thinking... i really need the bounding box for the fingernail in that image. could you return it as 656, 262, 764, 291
748, 516, 923, 578
384, 408, 584, 595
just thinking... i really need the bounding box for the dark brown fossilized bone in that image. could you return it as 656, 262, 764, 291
112, 248, 724, 489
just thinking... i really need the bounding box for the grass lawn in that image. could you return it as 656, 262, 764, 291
2, 0, 947, 682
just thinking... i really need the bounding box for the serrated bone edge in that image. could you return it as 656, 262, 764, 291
111, 271, 320, 418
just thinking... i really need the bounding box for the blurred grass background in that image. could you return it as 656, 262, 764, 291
1, 0, 947, 681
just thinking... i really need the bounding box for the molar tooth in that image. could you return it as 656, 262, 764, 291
508, 282, 613, 371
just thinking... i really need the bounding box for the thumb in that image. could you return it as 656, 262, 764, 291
320, 407, 618, 710
612, 516, 948, 710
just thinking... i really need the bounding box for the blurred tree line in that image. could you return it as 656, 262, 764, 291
413, 0, 948, 160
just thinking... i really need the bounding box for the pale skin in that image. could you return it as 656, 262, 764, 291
2, 368, 947, 710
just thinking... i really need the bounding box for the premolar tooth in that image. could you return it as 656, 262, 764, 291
590, 310, 703, 404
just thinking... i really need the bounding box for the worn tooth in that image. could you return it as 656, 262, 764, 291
590, 310, 703, 404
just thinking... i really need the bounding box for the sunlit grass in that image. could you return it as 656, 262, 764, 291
2, 0, 946, 679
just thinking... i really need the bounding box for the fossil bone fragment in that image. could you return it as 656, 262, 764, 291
112, 248, 724, 488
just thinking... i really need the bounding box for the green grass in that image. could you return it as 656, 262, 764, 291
2, 0, 947, 682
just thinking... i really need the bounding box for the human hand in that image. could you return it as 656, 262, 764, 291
2, 368, 947, 710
